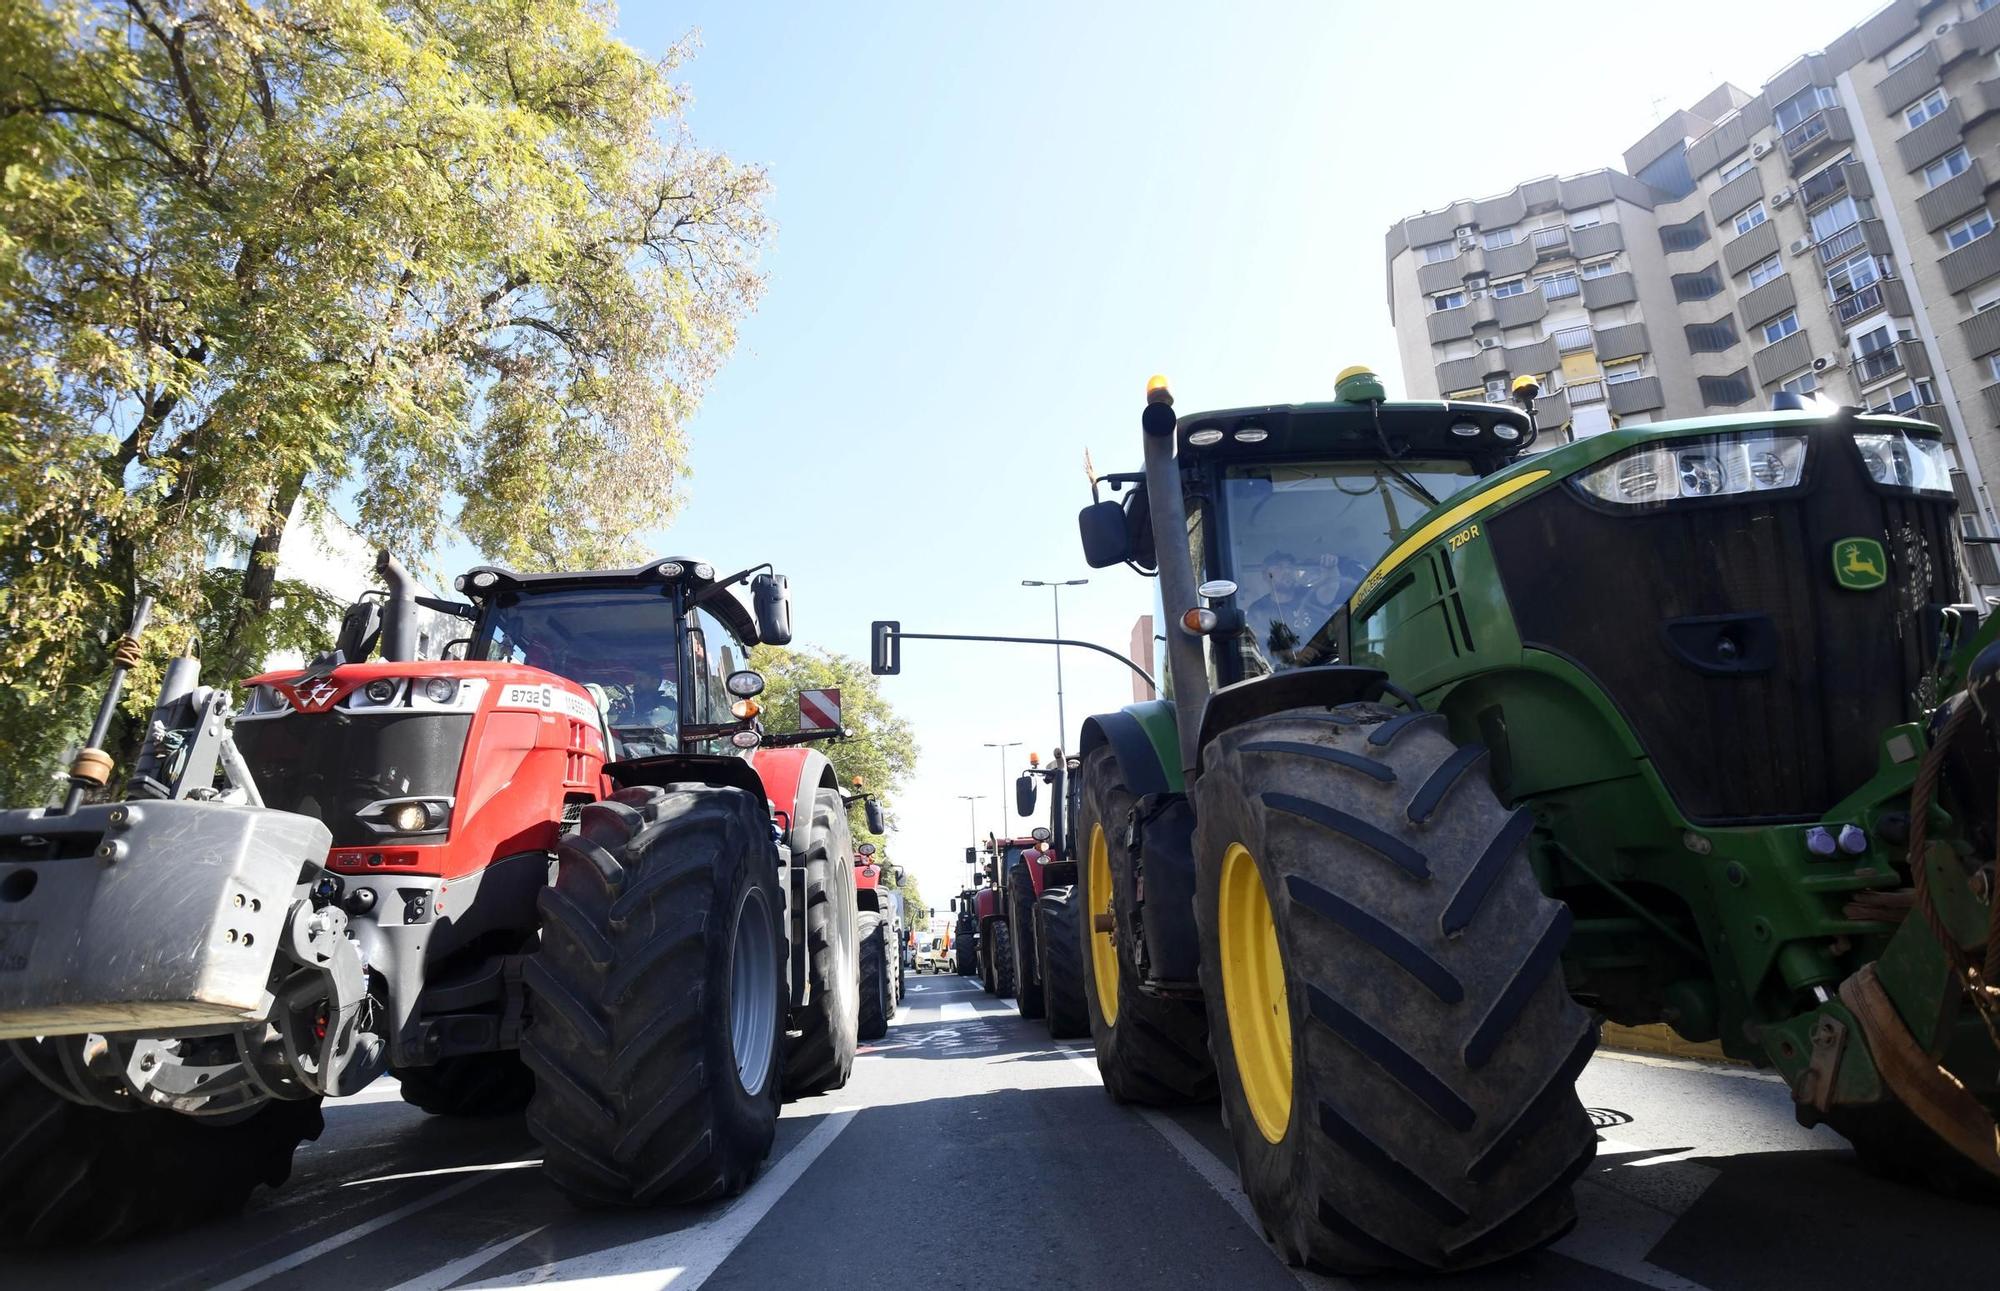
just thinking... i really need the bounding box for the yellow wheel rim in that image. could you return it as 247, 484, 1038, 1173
1088, 822, 1120, 1026
1219, 843, 1291, 1143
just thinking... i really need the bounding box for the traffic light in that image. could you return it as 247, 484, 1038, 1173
965, 845, 975, 866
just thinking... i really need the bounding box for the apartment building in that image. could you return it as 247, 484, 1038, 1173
1385, 0, 2000, 583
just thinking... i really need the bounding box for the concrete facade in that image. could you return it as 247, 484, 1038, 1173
1385, 0, 2000, 585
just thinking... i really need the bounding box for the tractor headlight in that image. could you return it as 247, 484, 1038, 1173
1853, 430, 1951, 495
1573, 431, 1808, 506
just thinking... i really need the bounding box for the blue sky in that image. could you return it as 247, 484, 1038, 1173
570, 1, 1885, 910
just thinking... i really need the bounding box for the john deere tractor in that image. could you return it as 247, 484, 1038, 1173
1064, 369, 2000, 1273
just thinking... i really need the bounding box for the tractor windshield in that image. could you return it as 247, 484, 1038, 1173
1220, 460, 1481, 672
475, 584, 686, 749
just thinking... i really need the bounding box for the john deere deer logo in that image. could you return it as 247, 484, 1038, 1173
1833, 537, 1887, 590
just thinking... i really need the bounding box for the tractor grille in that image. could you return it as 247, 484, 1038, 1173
1488, 433, 1962, 823
233, 712, 471, 847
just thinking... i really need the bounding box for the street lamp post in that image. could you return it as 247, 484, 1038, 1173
1022, 578, 1088, 755
984, 740, 1021, 827
956, 793, 984, 859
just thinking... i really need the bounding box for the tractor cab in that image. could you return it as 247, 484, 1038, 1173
1079, 367, 1533, 685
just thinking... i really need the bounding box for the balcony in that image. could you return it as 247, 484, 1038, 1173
1962, 304, 2000, 360
1753, 330, 1814, 386
1659, 214, 1710, 255
1581, 271, 1637, 310
1724, 219, 1782, 276
1416, 255, 1468, 295
1738, 275, 1796, 331
1816, 219, 1891, 266
1607, 376, 1665, 415
1941, 230, 2000, 295
1708, 169, 1765, 228
1572, 223, 1624, 260
1971, 78, 2000, 128
1938, 3, 2000, 70
1504, 337, 1558, 377
1834, 282, 1889, 327
1896, 102, 1966, 173
1900, 338, 1934, 382
1783, 106, 1854, 173
1592, 322, 1650, 361
1483, 240, 1537, 278
1426, 306, 1476, 344
1565, 381, 1603, 407
1531, 225, 1572, 259
1798, 161, 1851, 209
1853, 344, 1905, 387
1436, 354, 1484, 393
1492, 292, 1548, 329
1916, 159, 1992, 232
1983, 382, 2000, 428
1673, 265, 1724, 302
1874, 43, 1941, 115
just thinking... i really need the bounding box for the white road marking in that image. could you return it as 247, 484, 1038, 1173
207, 1173, 498, 1291
1055, 1046, 1348, 1290
937, 1001, 981, 1022
342, 1158, 543, 1188
386, 1225, 550, 1291
1590, 1048, 1781, 1082
459, 1109, 859, 1290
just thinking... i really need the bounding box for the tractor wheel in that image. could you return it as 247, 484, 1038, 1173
0, 1042, 322, 1248
1192, 703, 1597, 1274
783, 789, 860, 1097
396, 1051, 534, 1117
523, 784, 785, 1207
1075, 746, 1217, 1105
1825, 1099, 2000, 1198
992, 920, 1017, 998
959, 936, 979, 977
858, 910, 891, 1042
980, 933, 997, 993
1009, 863, 1045, 1020
1038, 885, 1091, 1040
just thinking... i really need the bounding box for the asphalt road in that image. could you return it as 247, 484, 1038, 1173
9, 972, 1994, 1290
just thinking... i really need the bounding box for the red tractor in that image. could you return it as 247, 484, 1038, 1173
852, 839, 906, 1039
971, 754, 1089, 1039
0, 553, 862, 1246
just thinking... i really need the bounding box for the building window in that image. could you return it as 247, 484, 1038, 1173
1660, 214, 1709, 253
1552, 325, 1593, 352
1854, 325, 1893, 356
1719, 154, 1755, 183
1421, 241, 1456, 264
1947, 210, 1995, 251
1685, 318, 1739, 353
1825, 250, 1881, 299
1980, 0, 1999, 14
1746, 254, 1784, 289
1604, 358, 1645, 385
1869, 381, 1936, 414
1539, 272, 1579, 301
1482, 227, 1516, 250
1531, 225, 1570, 250
1431, 290, 1467, 311
1924, 147, 1972, 189
1491, 278, 1528, 298
1761, 310, 1800, 344
1780, 370, 1819, 398
1774, 85, 1838, 133
1986, 352, 2000, 383
1905, 89, 1948, 129
1484, 378, 1509, 402
1733, 201, 1767, 235
1810, 195, 1861, 243
1698, 371, 1754, 406
1571, 212, 1602, 230
1673, 266, 1723, 301
1580, 259, 1618, 279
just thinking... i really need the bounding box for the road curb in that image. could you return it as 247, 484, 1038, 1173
1600, 1022, 1744, 1065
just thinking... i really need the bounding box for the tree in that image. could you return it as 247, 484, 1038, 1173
749, 643, 918, 835
0, 1, 769, 800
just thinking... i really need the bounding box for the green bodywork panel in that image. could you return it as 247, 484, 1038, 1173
1083, 699, 1185, 795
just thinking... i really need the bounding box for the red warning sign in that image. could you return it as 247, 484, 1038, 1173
799, 687, 842, 732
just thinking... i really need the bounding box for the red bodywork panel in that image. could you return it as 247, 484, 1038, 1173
976, 838, 1063, 927
242, 660, 607, 882
745, 746, 817, 839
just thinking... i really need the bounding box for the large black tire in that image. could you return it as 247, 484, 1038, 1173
1825, 1100, 2000, 1199
783, 789, 859, 1096
396, 1051, 534, 1117
1075, 746, 1217, 1104
1193, 703, 1597, 1274
1009, 863, 1045, 1019
0, 1044, 321, 1248
991, 919, 1017, 998
979, 931, 997, 993
523, 784, 785, 1206
958, 933, 979, 977
1038, 885, 1091, 1040
858, 910, 891, 1041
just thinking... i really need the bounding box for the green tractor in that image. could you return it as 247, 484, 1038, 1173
1065, 368, 2000, 1273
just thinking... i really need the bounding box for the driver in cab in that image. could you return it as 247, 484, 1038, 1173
1246, 549, 1370, 665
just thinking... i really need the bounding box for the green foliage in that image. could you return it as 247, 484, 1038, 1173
0, 1, 770, 798
749, 643, 918, 834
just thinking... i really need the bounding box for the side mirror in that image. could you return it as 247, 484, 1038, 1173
1015, 772, 1037, 818
1078, 500, 1130, 568
335, 599, 382, 664
752, 572, 792, 646
948, 898, 957, 913
865, 797, 886, 834
965, 845, 976, 866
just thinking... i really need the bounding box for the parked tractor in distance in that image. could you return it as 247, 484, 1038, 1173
1009, 753, 1089, 1039
952, 885, 980, 975
1044, 369, 2000, 1273
853, 840, 905, 1039
0, 553, 863, 1247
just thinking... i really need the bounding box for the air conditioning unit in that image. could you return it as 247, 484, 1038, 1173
1811, 351, 1843, 373
1771, 189, 1795, 208
1789, 236, 1815, 256
1752, 140, 1772, 158
1457, 235, 1478, 251
1477, 337, 1502, 350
